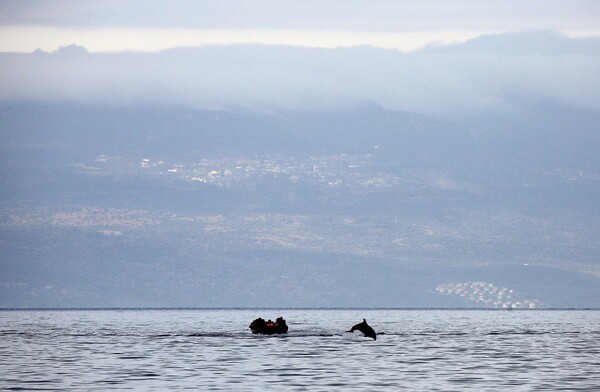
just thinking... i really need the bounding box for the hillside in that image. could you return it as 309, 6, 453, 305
1, 101, 599, 307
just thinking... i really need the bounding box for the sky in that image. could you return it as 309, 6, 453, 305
0, 0, 599, 53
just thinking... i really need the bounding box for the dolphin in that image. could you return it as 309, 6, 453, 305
348, 319, 377, 340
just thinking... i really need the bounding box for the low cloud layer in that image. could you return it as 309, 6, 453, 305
0, 32, 599, 116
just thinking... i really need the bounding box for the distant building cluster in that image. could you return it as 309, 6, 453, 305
76, 153, 411, 191
135, 153, 389, 189
435, 281, 542, 308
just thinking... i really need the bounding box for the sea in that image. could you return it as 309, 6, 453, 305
1, 309, 598, 391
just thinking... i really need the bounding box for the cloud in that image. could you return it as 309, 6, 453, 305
1, 1, 599, 32
1, 32, 599, 117
425, 30, 600, 56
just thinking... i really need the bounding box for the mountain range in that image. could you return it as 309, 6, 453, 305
1, 31, 599, 308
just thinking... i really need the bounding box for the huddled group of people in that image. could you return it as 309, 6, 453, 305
249, 316, 289, 334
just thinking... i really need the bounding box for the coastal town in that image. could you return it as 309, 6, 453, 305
83, 152, 412, 192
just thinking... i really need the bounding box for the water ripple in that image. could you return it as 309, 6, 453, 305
1, 309, 599, 390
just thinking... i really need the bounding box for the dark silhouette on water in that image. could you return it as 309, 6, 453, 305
249, 317, 288, 335
348, 319, 377, 340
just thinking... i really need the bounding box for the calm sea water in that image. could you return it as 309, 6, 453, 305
1, 309, 599, 391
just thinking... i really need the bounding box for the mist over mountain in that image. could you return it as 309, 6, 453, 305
1, 31, 599, 308
1, 31, 599, 115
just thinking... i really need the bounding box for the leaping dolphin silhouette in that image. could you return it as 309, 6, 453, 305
348, 319, 376, 340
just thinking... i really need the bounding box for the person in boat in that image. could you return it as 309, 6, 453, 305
249, 316, 288, 334
275, 317, 288, 333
